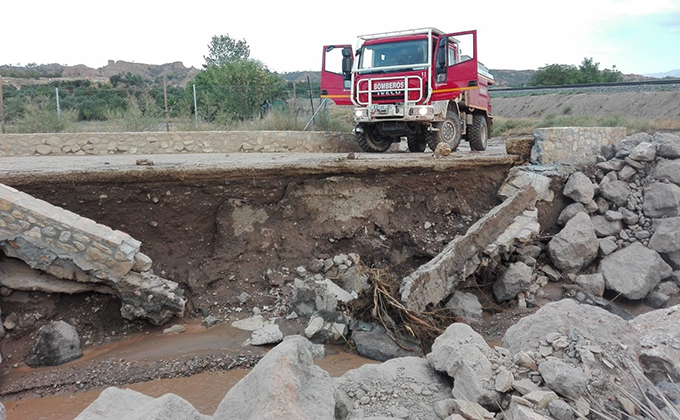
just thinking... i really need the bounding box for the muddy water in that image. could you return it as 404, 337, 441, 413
3, 323, 376, 420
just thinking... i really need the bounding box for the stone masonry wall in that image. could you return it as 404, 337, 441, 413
0, 183, 142, 282
0, 131, 359, 157
532, 127, 627, 164
0, 183, 185, 325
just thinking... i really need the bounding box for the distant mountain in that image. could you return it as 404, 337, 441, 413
0, 61, 199, 88
643, 69, 680, 79
487, 69, 535, 87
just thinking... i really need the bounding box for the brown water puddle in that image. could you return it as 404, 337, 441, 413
2, 321, 376, 420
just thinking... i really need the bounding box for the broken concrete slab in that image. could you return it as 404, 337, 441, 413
497, 167, 552, 202
400, 185, 537, 311
117, 271, 186, 326
0, 257, 116, 295
0, 182, 186, 326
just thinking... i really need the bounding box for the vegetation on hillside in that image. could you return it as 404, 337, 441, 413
529, 57, 623, 86
0, 63, 63, 79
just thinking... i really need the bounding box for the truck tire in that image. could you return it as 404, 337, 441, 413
468, 114, 489, 151
425, 111, 462, 151
407, 135, 427, 152
356, 126, 391, 153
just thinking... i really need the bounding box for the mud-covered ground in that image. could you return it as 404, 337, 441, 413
0, 158, 516, 404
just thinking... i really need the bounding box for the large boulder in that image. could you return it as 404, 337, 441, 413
630, 305, 680, 382
74, 387, 210, 420
648, 217, 680, 254
212, 336, 334, 420
334, 357, 450, 420
629, 142, 656, 162
599, 243, 673, 300
445, 291, 483, 323
556, 203, 587, 226
538, 359, 588, 400
590, 215, 622, 238
352, 324, 421, 362
493, 262, 533, 302
562, 172, 594, 204
642, 182, 680, 218
427, 323, 499, 409
25, 320, 82, 367
654, 160, 680, 186
599, 175, 630, 207
653, 132, 680, 159
501, 299, 644, 404
121, 394, 209, 420
548, 212, 599, 273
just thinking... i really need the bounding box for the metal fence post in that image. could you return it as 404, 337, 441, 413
55, 87, 61, 119
0, 75, 5, 134
192, 84, 198, 129
163, 76, 170, 132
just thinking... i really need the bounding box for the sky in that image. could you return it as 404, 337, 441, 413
1, 0, 679, 75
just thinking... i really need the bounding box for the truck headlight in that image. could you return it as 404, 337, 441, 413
354, 108, 368, 118
410, 106, 432, 116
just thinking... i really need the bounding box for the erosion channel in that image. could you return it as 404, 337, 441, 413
0, 152, 519, 419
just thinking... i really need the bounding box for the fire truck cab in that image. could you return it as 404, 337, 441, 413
321, 28, 494, 153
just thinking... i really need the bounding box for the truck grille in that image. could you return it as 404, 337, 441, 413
356, 76, 423, 106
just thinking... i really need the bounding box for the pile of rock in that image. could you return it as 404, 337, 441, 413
75, 300, 680, 419
550, 132, 680, 307
228, 253, 370, 349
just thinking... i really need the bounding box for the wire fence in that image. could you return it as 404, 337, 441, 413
0, 80, 350, 134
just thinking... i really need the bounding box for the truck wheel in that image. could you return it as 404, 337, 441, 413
407, 135, 427, 152
468, 114, 489, 151
356, 127, 391, 152
426, 111, 462, 151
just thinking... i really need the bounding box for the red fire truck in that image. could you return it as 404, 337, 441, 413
321, 28, 494, 153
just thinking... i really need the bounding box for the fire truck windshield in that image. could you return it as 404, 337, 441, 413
359, 39, 428, 71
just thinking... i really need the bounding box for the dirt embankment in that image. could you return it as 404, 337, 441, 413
493, 90, 680, 120
0, 160, 514, 402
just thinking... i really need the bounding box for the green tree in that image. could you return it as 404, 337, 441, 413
530, 58, 624, 86
204, 34, 251, 67
529, 64, 580, 86
193, 59, 286, 121
601, 65, 623, 83
578, 57, 602, 83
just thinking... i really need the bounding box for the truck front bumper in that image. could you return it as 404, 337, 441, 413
353, 104, 435, 123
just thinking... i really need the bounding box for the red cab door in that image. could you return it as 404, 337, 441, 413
431, 30, 479, 102
321, 44, 353, 106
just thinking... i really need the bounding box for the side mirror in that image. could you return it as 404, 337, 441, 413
342, 47, 352, 74
437, 38, 447, 68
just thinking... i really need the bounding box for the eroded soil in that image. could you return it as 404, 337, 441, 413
0, 161, 514, 406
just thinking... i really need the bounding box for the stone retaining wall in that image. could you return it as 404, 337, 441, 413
0, 183, 185, 325
532, 127, 627, 164
0, 131, 359, 157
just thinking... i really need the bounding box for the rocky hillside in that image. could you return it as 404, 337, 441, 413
0, 61, 199, 88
